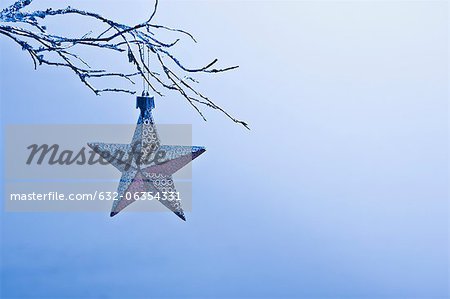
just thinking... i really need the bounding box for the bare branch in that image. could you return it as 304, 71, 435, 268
0, 0, 248, 128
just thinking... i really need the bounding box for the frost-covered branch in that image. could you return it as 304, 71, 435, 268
0, 0, 248, 129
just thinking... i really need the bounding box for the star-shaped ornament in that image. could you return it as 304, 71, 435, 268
88, 96, 205, 221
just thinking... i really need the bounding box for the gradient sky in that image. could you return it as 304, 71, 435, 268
1, 1, 448, 298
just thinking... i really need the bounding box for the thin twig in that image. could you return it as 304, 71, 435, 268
0, 0, 248, 128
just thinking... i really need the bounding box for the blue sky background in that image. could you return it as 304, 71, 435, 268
1, 1, 448, 298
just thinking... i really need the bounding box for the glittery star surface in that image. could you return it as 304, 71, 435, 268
88, 96, 205, 221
